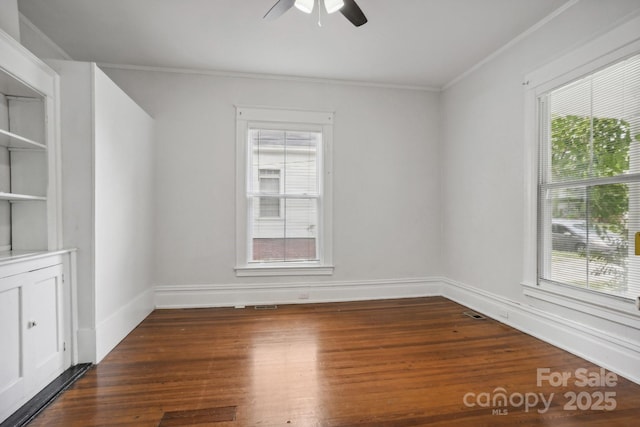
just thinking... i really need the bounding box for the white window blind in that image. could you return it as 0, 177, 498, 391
539, 53, 640, 299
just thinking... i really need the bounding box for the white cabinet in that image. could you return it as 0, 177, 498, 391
0, 252, 72, 423
0, 271, 25, 418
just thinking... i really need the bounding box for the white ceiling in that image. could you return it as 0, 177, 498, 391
18, 0, 570, 89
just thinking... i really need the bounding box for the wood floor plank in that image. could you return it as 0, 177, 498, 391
28, 297, 640, 426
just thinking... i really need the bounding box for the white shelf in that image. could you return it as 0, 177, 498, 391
0, 69, 42, 99
0, 192, 46, 202
0, 128, 45, 150
0, 250, 47, 263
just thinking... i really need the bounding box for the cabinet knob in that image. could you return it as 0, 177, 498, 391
27, 320, 37, 328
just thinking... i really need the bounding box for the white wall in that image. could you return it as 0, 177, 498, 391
101, 68, 441, 299
0, 0, 20, 42
440, 0, 640, 381
19, 13, 71, 61
93, 67, 155, 360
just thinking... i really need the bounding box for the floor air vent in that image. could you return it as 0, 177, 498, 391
0, 363, 92, 427
463, 311, 486, 320
159, 406, 237, 426
254, 305, 278, 310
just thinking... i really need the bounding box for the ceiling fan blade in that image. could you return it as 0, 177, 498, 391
340, 0, 368, 27
263, 0, 296, 20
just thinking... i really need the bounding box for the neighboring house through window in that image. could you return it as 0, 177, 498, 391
259, 169, 281, 218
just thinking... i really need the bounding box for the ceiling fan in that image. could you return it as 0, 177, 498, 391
264, 0, 368, 27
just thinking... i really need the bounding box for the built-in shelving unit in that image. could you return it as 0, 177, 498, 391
0, 52, 53, 255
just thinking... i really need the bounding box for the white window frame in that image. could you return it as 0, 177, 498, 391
235, 106, 334, 277
522, 15, 640, 316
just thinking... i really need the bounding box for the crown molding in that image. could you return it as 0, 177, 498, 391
442, 0, 581, 91
96, 62, 440, 92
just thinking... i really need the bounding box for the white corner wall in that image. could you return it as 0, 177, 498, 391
48, 60, 155, 363
47, 60, 95, 361
440, 0, 640, 384
93, 66, 155, 362
101, 67, 442, 306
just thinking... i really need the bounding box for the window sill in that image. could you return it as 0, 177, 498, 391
235, 264, 334, 277
521, 280, 640, 327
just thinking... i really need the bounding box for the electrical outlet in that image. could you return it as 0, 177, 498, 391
499, 310, 509, 319
298, 293, 310, 300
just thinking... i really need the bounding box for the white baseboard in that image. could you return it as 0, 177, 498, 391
441, 278, 640, 385
155, 277, 444, 309
94, 288, 154, 363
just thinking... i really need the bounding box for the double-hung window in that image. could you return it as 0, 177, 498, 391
538, 53, 640, 300
235, 107, 334, 276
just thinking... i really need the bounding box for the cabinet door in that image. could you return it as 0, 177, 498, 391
0, 274, 27, 420
23, 264, 70, 393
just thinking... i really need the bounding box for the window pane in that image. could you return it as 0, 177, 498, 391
251, 197, 318, 262
251, 195, 284, 262
548, 79, 593, 182
259, 196, 280, 218
548, 54, 640, 183
284, 131, 320, 195
259, 169, 280, 218
283, 198, 318, 261
249, 129, 320, 196
250, 130, 285, 193
543, 183, 639, 297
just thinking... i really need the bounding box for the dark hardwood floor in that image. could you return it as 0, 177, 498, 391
29, 297, 640, 426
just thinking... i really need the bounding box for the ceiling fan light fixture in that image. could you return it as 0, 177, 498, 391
294, 0, 314, 13
264, 0, 367, 27
324, 0, 344, 14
